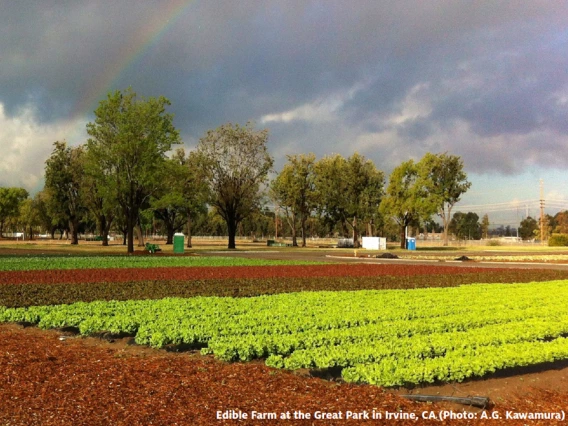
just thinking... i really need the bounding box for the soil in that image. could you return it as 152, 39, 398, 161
2, 323, 567, 425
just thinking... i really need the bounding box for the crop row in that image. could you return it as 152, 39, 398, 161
341, 337, 568, 386
0, 262, 535, 286
3, 280, 568, 386
264, 316, 568, 370
3, 268, 568, 308
0, 255, 321, 272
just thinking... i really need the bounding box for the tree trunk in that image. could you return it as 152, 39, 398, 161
98, 215, 109, 246
442, 217, 449, 246
102, 228, 109, 246
341, 221, 349, 238
186, 215, 192, 248
69, 219, 79, 245
102, 217, 112, 247
442, 206, 451, 246
135, 224, 145, 247
166, 222, 174, 245
291, 225, 297, 247
127, 211, 135, 253
400, 224, 406, 249
282, 208, 298, 247
227, 218, 237, 249
352, 216, 360, 248
301, 216, 307, 248
367, 220, 373, 237
99, 216, 107, 246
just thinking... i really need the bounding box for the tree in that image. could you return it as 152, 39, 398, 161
417, 152, 471, 246
380, 160, 435, 248
505, 225, 513, 237
0, 187, 29, 237
18, 198, 41, 240
196, 122, 273, 249
151, 154, 191, 245
33, 189, 57, 238
86, 88, 181, 253
82, 151, 119, 246
151, 149, 209, 245
44, 141, 85, 244
449, 211, 481, 240
271, 153, 317, 247
554, 211, 568, 234
314, 153, 384, 248
423, 218, 443, 234
481, 214, 490, 239
519, 216, 538, 240
538, 214, 554, 241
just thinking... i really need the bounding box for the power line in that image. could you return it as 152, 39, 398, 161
457, 200, 539, 209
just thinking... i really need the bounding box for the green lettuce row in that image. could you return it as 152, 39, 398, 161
0, 255, 320, 271
4, 282, 568, 341
266, 316, 568, 369
3, 282, 568, 354
134, 293, 568, 353
341, 336, 568, 386
211, 308, 568, 363
42, 288, 555, 349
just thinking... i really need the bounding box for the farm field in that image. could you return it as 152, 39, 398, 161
2, 250, 568, 424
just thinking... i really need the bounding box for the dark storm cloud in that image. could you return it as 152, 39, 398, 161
1, 0, 568, 182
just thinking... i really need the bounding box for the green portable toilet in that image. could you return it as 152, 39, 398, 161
173, 233, 185, 254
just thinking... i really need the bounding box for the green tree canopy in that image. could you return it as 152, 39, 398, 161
553, 211, 568, 234
449, 211, 481, 240
44, 141, 85, 244
86, 88, 181, 253
519, 216, 538, 240
270, 153, 317, 247
417, 152, 471, 246
197, 122, 273, 249
18, 197, 41, 240
150, 148, 209, 246
0, 187, 29, 237
380, 159, 434, 248
314, 153, 384, 248
82, 149, 120, 246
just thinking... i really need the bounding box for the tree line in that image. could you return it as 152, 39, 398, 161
2, 89, 474, 251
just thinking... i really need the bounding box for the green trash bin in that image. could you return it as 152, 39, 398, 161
173, 233, 185, 254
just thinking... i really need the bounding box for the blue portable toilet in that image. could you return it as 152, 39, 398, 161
406, 237, 416, 250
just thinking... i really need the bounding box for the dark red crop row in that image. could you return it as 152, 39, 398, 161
0, 264, 506, 285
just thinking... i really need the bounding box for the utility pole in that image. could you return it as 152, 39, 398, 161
540, 179, 545, 245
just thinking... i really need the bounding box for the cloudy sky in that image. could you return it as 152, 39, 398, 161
2, 1, 568, 226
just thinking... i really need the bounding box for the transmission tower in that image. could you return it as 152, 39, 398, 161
540, 179, 545, 245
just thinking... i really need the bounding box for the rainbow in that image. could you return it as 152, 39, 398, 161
66, 0, 193, 142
